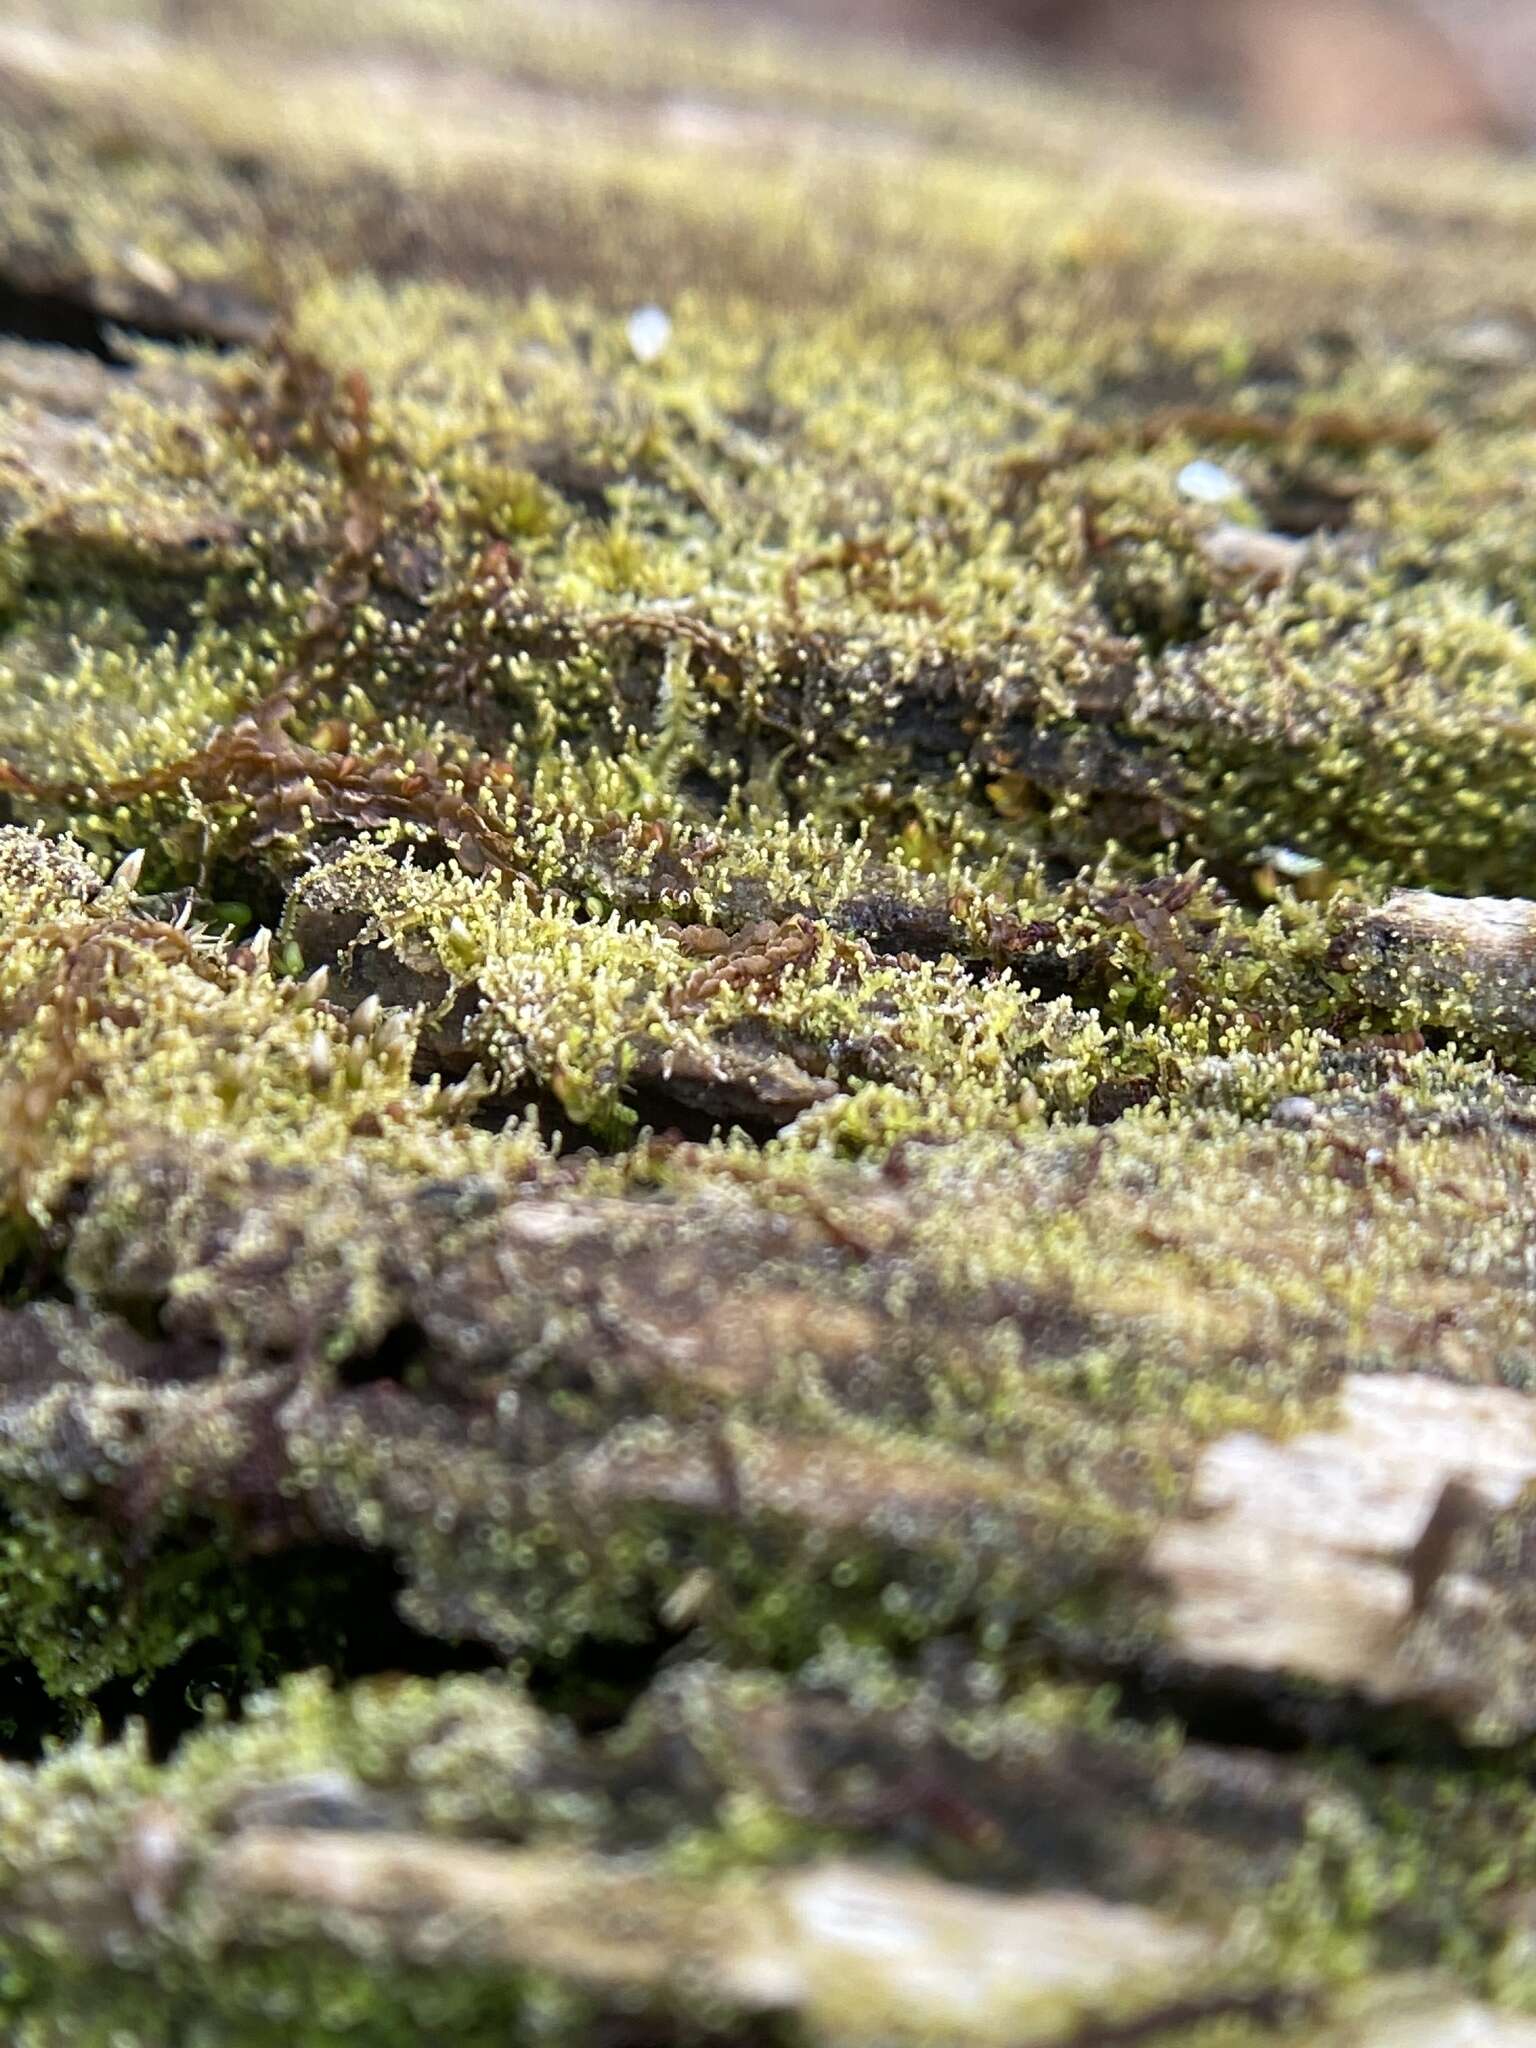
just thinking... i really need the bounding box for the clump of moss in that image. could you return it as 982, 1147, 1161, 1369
2, 1658, 1536, 2045
8, 0, 1536, 2036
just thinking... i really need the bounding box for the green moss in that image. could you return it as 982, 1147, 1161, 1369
8, 0, 1536, 2035
2, 1660, 1536, 2042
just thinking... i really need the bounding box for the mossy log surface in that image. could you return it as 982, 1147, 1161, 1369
8, 2, 1536, 2041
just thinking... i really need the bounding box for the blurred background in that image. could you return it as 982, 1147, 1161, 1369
715, 0, 1536, 150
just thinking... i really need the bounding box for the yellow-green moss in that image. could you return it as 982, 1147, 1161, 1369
7, 0, 1536, 2036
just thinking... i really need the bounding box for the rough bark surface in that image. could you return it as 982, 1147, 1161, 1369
5, 2, 1536, 2042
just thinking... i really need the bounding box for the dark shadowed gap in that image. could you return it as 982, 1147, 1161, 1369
523, 1622, 690, 1735
0, 1535, 687, 1764
0, 1547, 501, 1766
455, 1077, 788, 1153
0, 278, 129, 363
334, 1318, 433, 1390
0, 274, 252, 364
1064, 1987, 1320, 2047
108, 1547, 502, 1761
1057, 1641, 1481, 1772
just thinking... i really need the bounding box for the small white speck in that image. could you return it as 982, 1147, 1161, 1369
1259, 844, 1325, 879
1176, 458, 1242, 505
626, 304, 672, 365
1271, 1096, 1317, 1130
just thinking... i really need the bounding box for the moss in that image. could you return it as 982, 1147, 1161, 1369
2, 1660, 1536, 2042
8, 0, 1536, 2036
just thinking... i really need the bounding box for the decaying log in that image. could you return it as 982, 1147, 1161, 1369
6, 0, 1536, 2041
